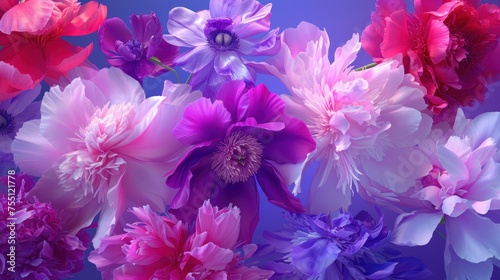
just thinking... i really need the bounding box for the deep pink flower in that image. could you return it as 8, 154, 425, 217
11, 68, 200, 247
89, 200, 274, 279
361, 0, 500, 115
167, 80, 315, 242
0, 0, 107, 101
0, 173, 90, 280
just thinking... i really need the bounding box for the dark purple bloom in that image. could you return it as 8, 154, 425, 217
166, 80, 315, 243
0, 173, 90, 280
262, 210, 432, 279
164, 0, 281, 96
98, 13, 179, 82
0, 85, 40, 155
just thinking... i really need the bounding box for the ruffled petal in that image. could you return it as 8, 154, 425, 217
165, 7, 206, 47
98, 17, 133, 58
61, 1, 107, 36
0, 0, 54, 34
172, 98, 231, 145
215, 80, 250, 122
291, 238, 340, 277
392, 210, 443, 246
0, 62, 34, 101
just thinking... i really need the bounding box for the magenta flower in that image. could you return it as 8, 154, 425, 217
164, 0, 281, 95
0, 173, 90, 280
98, 13, 180, 82
89, 200, 274, 279
167, 80, 315, 242
11, 68, 201, 247
391, 109, 500, 279
361, 0, 500, 115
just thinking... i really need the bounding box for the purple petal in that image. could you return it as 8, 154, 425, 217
130, 13, 161, 44
215, 80, 250, 122
263, 117, 316, 165
257, 161, 304, 213
238, 28, 280, 56
445, 240, 493, 280
232, 2, 273, 38
244, 84, 285, 123
172, 97, 231, 145
392, 210, 443, 246
214, 51, 253, 81
5, 84, 40, 116
98, 17, 133, 58
165, 7, 206, 47
175, 46, 215, 73
291, 238, 340, 276
211, 179, 260, 244
447, 210, 500, 263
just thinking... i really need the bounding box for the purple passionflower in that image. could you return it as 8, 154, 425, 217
262, 210, 432, 279
164, 0, 281, 95
98, 13, 179, 82
166, 80, 315, 242
0, 173, 90, 279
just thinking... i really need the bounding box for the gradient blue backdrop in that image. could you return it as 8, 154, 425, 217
61, 0, 500, 279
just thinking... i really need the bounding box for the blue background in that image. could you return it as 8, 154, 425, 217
60, 0, 500, 279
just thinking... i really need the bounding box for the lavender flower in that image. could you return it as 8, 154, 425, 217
98, 13, 179, 82
263, 210, 432, 279
0, 173, 90, 280
164, 0, 281, 95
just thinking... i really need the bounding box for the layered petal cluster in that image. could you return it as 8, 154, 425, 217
0, 0, 107, 101
89, 200, 273, 279
167, 80, 315, 242
262, 210, 431, 279
362, 0, 500, 114
254, 22, 432, 212
12, 68, 200, 247
164, 0, 281, 95
98, 13, 179, 82
0, 173, 90, 280
391, 109, 500, 279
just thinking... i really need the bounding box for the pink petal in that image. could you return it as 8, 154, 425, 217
61, 1, 107, 36
90, 67, 145, 105
196, 201, 240, 249
43, 39, 93, 81
426, 19, 450, 64
392, 210, 443, 246
0, 62, 34, 101
0, 0, 55, 34
11, 120, 63, 176
186, 242, 234, 270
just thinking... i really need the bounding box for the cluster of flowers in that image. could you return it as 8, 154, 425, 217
1, 0, 500, 279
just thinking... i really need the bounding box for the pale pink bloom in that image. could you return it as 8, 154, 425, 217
254, 22, 432, 212
89, 201, 274, 279
391, 109, 500, 279
12, 68, 201, 247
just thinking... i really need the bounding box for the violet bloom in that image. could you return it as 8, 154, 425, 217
164, 0, 280, 95
263, 210, 432, 280
167, 80, 315, 242
89, 200, 273, 279
0, 174, 90, 280
391, 109, 500, 279
99, 13, 179, 82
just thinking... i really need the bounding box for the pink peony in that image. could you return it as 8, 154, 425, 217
253, 22, 432, 212
391, 109, 500, 279
0, 0, 107, 101
89, 200, 274, 279
11, 68, 200, 247
361, 0, 500, 115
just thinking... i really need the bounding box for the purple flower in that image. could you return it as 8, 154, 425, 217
262, 210, 432, 279
98, 13, 179, 82
0, 85, 40, 154
0, 173, 90, 280
164, 0, 281, 95
166, 80, 315, 243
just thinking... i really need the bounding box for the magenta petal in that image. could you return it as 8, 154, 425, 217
0, 0, 54, 34
215, 80, 250, 122
427, 19, 450, 64
244, 84, 285, 123
172, 98, 231, 145
211, 179, 260, 244
98, 17, 133, 58
263, 117, 316, 165
257, 161, 305, 213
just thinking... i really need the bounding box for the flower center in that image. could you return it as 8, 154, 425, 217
212, 131, 263, 184
120, 39, 144, 61
0, 110, 15, 136
208, 30, 239, 51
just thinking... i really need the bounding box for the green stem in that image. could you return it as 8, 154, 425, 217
435, 230, 446, 240
186, 73, 193, 85
150, 56, 180, 83
354, 62, 377, 71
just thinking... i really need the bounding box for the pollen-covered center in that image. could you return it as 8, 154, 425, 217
212, 131, 263, 184
0, 110, 15, 136
57, 103, 136, 201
